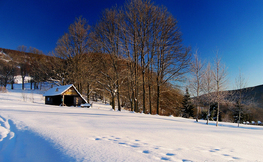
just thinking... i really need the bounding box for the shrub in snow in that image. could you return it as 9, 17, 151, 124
0, 86, 8, 93
246, 121, 250, 124
251, 121, 255, 124
21, 92, 27, 101
258, 121, 262, 125
30, 92, 34, 103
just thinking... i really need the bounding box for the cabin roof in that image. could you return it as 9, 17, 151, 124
43, 84, 73, 96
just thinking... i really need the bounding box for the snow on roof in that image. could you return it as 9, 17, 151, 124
43, 84, 73, 96
43, 84, 87, 103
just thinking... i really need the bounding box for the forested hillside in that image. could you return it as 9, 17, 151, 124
230, 84, 263, 107
0, 47, 184, 116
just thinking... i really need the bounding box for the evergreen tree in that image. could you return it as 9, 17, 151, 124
182, 88, 194, 118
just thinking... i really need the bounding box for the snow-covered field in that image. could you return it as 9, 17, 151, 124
0, 84, 263, 162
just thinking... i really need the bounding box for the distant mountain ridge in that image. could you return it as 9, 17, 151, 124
0, 47, 46, 62
229, 84, 263, 108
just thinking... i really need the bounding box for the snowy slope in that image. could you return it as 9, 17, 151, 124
0, 84, 263, 162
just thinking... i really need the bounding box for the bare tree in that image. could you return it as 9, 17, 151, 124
92, 8, 124, 111
123, 0, 165, 113
153, 6, 190, 115
92, 53, 126, 110
233, 69, 253, 127
17, 45, 28, 90
202, 62, 215, 124
55, 16, 91, 92
123, 0, 191, 114
135, 1, 153, 113
0, 60, 16, 88
213, 54, 228, 126
28, 47, 45, 89
123, 0, 146, 112
97, 58, 118, 110
189, 51, 205, 122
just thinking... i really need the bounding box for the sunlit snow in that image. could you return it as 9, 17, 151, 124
0, 84, 262, 162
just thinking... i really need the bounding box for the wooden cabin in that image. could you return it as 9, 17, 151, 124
43, 84, 87, 106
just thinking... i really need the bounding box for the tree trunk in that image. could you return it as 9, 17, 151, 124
141, 48, 146, 113
111, 94, 115, 110
131, 88, 134, 112
196, 88, 199, 122
11, 80, 14, 90
117, 80, 121, 111
22, 76, 25, 90
216, 102, 219, 126
87, 83, 90, 103
127, 78, 133, 111
77, 83, 82, 94
196, 105, 199, 122
142, 69, 146, 113
206, 103, 210, 125
148, 83, 152, 114
135, 66, 139, 113
148, 52, 153, 115
238, 107, 241, 127
134, 62, 139, 112
117, 90, 121, 111
30, 79, 33, 90
4, 77, 7, 88
133, 13, 139, 113
156, 83, 160, 115
34, 82, 37, 89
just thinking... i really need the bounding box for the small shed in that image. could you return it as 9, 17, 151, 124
43, 84, 87, 106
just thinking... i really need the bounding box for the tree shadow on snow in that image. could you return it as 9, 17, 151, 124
0, 119, 75, 162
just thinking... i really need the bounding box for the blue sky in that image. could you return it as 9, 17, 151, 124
1, 0, 263, 89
